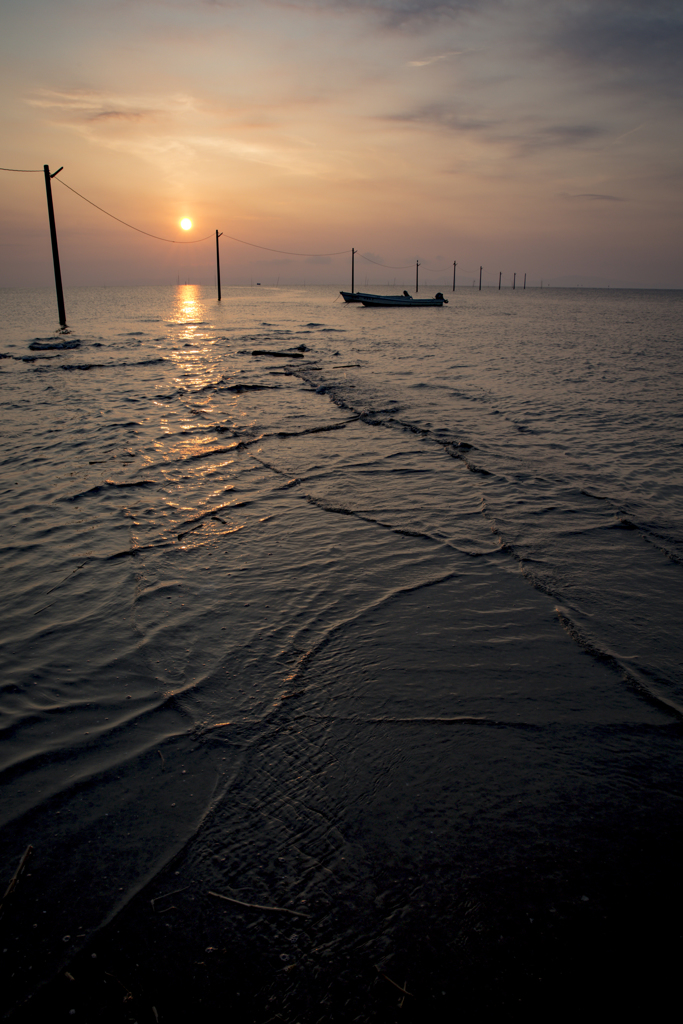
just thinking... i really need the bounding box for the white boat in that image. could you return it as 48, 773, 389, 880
360, 292, 449, 308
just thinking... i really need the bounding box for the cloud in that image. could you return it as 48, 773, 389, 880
407, 50, 463, 66
296, 0, 683, 85
549, 1, 683, 103
519, 124, 606, 152
261, 0, 683, 100
377, 105, 606, 153
265, 0, 475, 11
257, 0, 495, 28
88, 111, 147, 122
380, 106, 497, 134
613, 124, 646, 142
27, 90, 160, 122
558, 193, 627, 202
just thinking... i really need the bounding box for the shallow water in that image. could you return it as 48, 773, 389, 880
1, 284, 682, 1016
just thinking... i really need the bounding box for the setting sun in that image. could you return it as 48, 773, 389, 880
180, 218, 192, 231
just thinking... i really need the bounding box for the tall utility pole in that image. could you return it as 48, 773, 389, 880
215, 230, 223, 300
452, 261, 457, 291
351, 248, 355, 293
479, 266, 482, 291
498, 271, 502, 290
513, 273, 516, 290
43, 164, 66, 326
416, 260, 420, 293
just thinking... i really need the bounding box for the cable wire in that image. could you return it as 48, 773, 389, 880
3, 166, 464, 269
219, 233, 350, 257
56, 177, 350, 254
358, 253, 416, 270
359, 253, 468, 274
359, 253, 455, 273
56, 178, 214, 243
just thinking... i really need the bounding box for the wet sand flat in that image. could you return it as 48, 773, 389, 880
1, 284, 682, 1020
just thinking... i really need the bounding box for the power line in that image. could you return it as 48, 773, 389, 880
218, 233, 350, 257
3, 165, 499, 281
358, 253, 415, 270
55, 177, 351, 255
1, 166, 374, 260
56, 178, 214, 243
359, 252, 457, 273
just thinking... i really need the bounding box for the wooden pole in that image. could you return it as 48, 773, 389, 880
43, 165, 66, 326
513, 273, 516, 290
523, 273, 526, 290
215, 230, 223, 301
479, 266, 482, 291
351, 248, 355, 293
416, 260, 419, 293
498, 271, 501, 290
452, 261, 457, 292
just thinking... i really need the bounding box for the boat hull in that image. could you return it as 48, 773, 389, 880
359, 296, 447, 307
340, 291, 406, 303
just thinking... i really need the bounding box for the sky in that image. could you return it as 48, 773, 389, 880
1, 0, 682, 288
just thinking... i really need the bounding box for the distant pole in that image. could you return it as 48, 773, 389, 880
513, 273, 516, 290
215, 230, 223, 300
351, 248, 355, 293
43, 164, 66, 326
498, 271, 501, 290
523, 273, 526, 290
479, 266, 482, 291
452, 261, 457, 291
416, 260, 420, 293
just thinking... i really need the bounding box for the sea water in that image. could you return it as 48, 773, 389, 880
1, 284, 682, 1016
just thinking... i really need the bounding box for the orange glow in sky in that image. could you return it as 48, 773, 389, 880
1, 1, 681, 289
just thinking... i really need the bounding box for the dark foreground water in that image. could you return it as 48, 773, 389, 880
1, 285, 682, 1021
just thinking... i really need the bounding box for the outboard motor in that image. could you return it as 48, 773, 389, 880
435, 292, 449, 303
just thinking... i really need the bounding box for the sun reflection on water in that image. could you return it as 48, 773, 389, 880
168, 285, 217, 383
170, 284, 204, 333
158, 286, 238, 464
